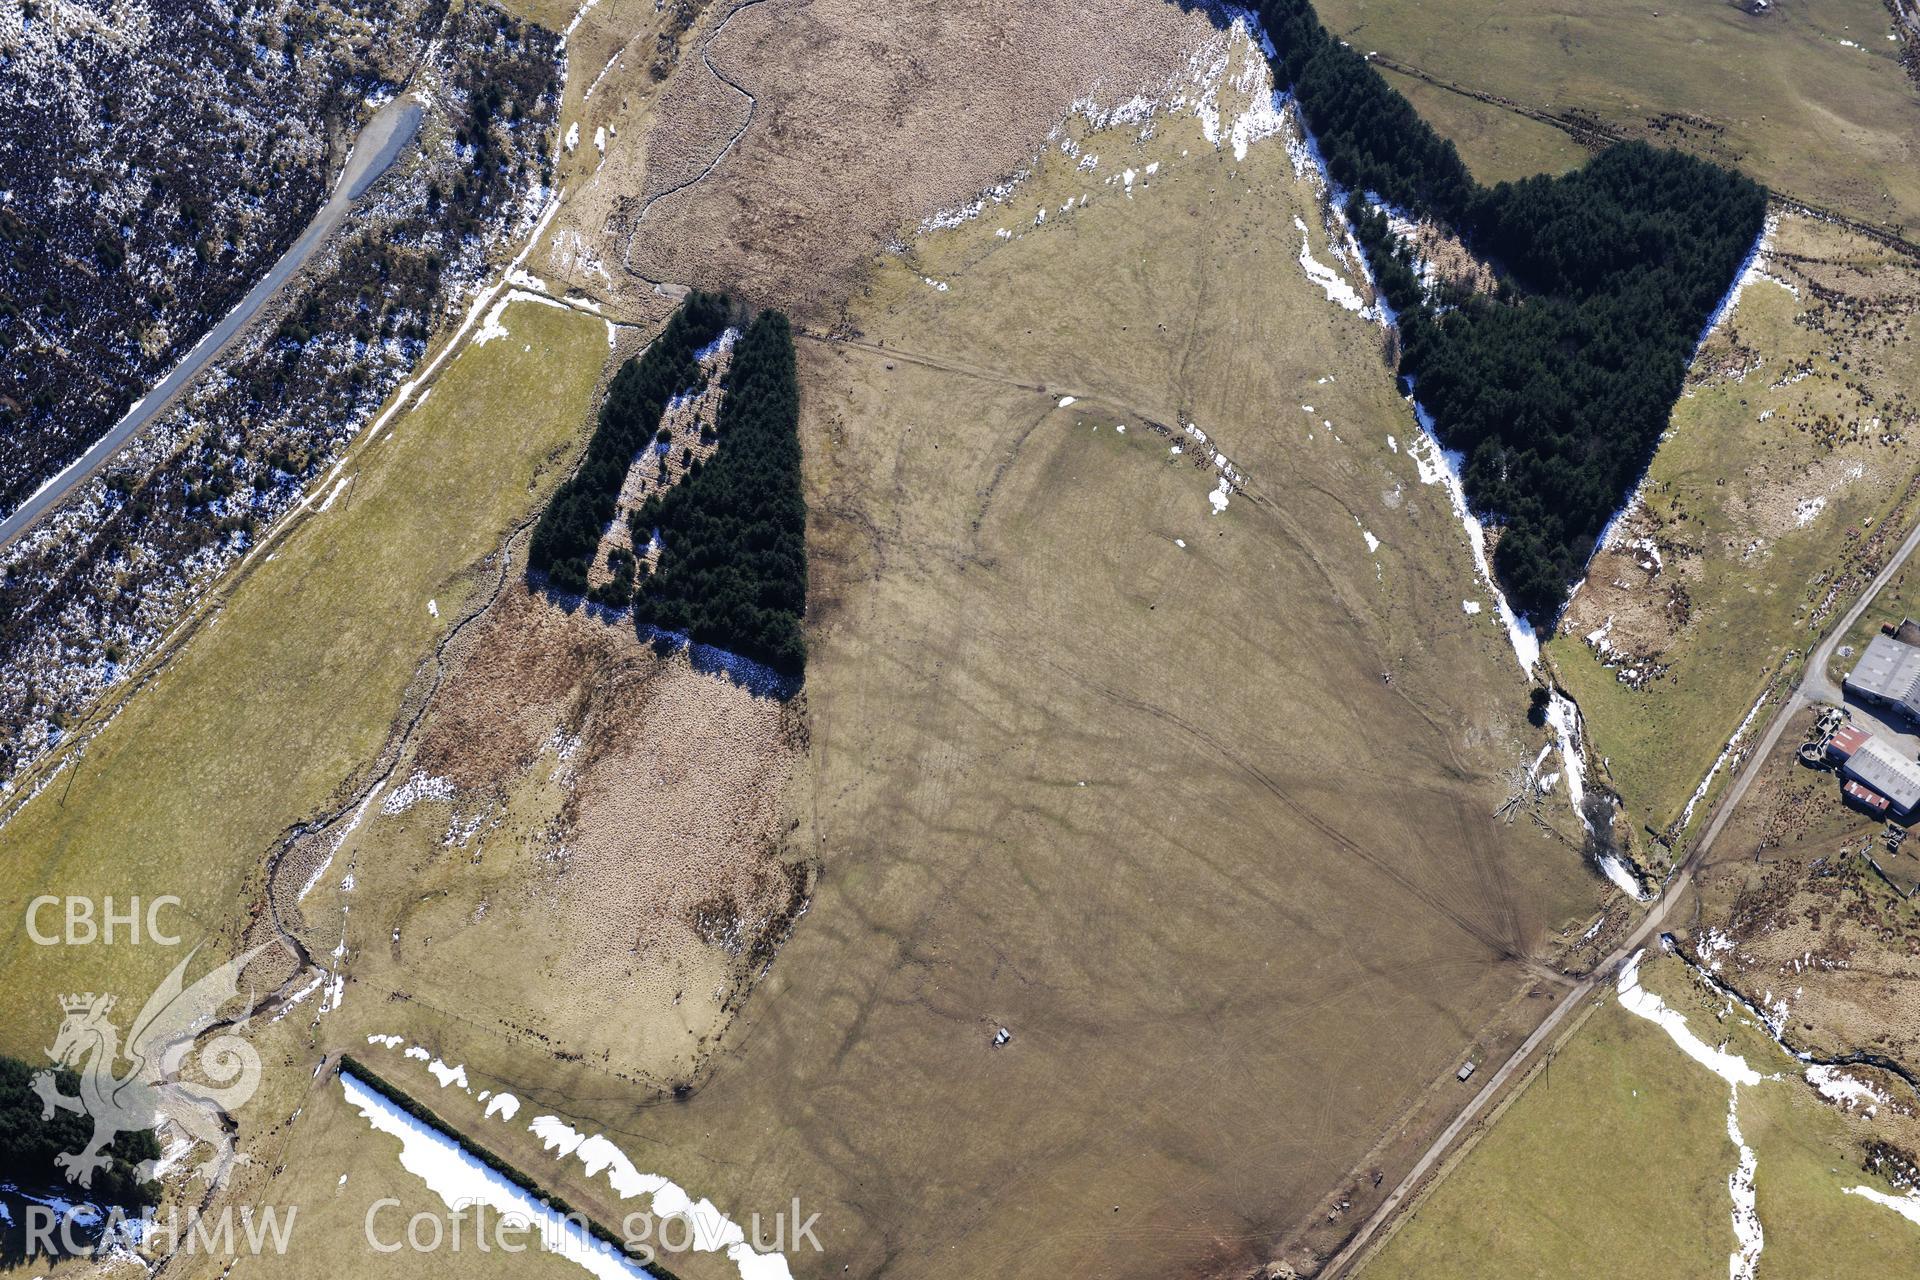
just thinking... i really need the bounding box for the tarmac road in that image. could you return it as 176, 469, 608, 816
1324, 508, 1920, 1277
0, 96, 424, 552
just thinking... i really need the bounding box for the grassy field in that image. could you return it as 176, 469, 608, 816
1362, 970, 1735, 1279
1316, 0, 1920, 236
1547, 212, 1920, 853
338, 42, 1606, 1279
0, 297, 610, 1056
1738, 1068, 1920, 1276
286, 582, 809, 1095
1377, 65, 1588, 185
219, 1063, 594, 1280
1362, 949, 1920, 1278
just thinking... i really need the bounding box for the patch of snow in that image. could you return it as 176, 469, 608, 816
474, 294, 513, 346
1545, 690, 1588, 824
1523, 741, 1555, 791
1699, 213, 1784, 344
1617, 950, 1765, 1088
1727, 1091, 1764, 1280
383, 771, 455, 815
341, 1073, 654, 1280
427, 598, 439, 618
427, 1058, 469, 1091
268, 972, 324, 1023
562, 0, 606, 40
1294, 216, 1365, 312
1228, 85, 1287, 160
1806, 1064, 1885, 1117
1462, 600, 1481, 615
3, 1186, 102, 1228
1845, 1185, 1920, 1226
297, 780, 383, 902
1794, 495, 1826, 527
1057, 395, 1076, 408
1597, 854, 1646, 899
531, 1116, 794, 1280
1406, 419, 1539, 673
1677, 690, 1769, 832
486, 1093, 521, 1121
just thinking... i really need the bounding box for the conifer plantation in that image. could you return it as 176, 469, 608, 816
528, 293, 806, 677
1259, 0, 1769, 621
527, 290, 731, 594
631, 311, 806, 676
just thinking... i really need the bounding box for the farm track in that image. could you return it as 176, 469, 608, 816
1325, 489, 1920, 1276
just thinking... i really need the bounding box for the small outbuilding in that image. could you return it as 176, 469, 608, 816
1844, 780, 1892, 817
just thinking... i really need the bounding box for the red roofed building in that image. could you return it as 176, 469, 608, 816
1827, 724, 1872, 763
1844, 780, 1892, 816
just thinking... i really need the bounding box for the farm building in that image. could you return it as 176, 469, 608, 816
1844, 634, 1920, 726
1825, 724, 1872, 764
1840, 736, 1920, 819
1844, 780, 1892, 817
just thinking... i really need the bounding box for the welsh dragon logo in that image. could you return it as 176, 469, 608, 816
33, 944, 270, 1190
